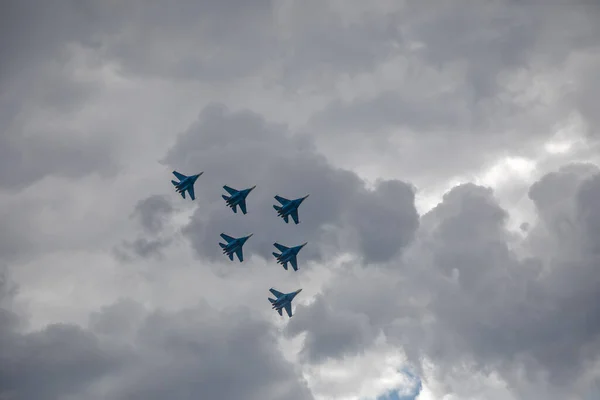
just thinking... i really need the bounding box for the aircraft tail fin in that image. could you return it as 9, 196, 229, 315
272, 252, 281, 258
273, 205, 282, 211
222, 195, 230, 201
171, 180, 179, 186
277, 308, 283, 316
268, 298, 276, 303
219, 243, 226, 249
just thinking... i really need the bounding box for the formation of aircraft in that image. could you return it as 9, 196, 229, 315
268, 288, 302, 317
170, 170, 308, 317
272, 242, 307, 271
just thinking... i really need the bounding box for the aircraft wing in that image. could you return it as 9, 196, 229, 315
290, 256, 298, 271
220, 233, 235, 242
235, 247, 244, 262
290, 209, 299, 224
274, 195, 290, 205
284, 302, 293, 318
223, 185, 238, 195
269, 288, 284, 298
239, 199, 247, 214
188, 185, 196, 201
172, 171, 187, 181
273, 243, 289, 252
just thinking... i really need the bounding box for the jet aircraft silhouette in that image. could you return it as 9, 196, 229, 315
219, 233, 253, 262
222, 185, 256, 214
171, 171, 203, 200
273, 194, 309, 224
268, 288, 302, 317
272, 242, 307, 271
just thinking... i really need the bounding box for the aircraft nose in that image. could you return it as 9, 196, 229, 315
301, 242, 308, 247
250, 185, 256, 190
296, 288, 303, 294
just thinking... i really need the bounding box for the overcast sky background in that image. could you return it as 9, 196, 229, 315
2, 1, 600, 399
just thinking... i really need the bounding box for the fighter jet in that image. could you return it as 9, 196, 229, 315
272, 242, 307, 271
171, 171, 203, 200
272, 194, 309, 224
221, 185, 256, 214
219, 233, 253, 262
268, 288, 302, 317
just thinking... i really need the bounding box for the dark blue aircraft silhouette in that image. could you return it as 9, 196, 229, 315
222, 185, 256, 214
272, 194, 309, 224
272, 242, 307, 271
171, 171, 203, 200
219, 233, 253, 262
268, 288, 302, 317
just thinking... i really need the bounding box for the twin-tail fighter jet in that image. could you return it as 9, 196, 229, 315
273, 194, 309, 224
222, 185, 256, 214
268, 288, 302, 317
171, 171, 203, 200
272, 242, 307, 271
219, 233, 253, 262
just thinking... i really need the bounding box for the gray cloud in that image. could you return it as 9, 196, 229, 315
285, 293, 378, 364
113, 195, 176, 261
162, 104, 419, 267
307, 0, 600, 187
287, 163, 600, 399
113, 237, 173, 262
4, 1, 600, 399
0, 269, 314, 400
0, 1, 121, 190
132, 195, 174, 235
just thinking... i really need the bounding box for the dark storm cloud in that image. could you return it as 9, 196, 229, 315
162, 104, 419, 267
287, 163, 600, 399
0, 270, 314, 400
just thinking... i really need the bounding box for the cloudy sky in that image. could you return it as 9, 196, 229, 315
2, 1, 600, 399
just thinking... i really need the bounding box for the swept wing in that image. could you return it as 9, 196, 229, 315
273, 243, 289, 252
220, 233, 235, 242
290, 209, 299, 224
223, 185, 238, 195
274, 195, 290, 205
172, 171, 187, 181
